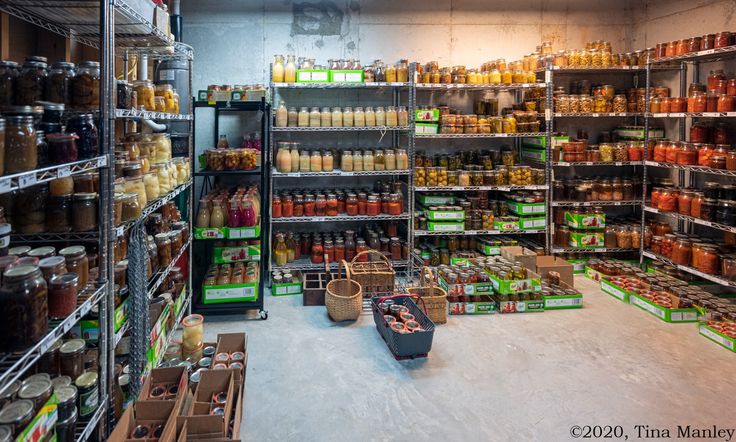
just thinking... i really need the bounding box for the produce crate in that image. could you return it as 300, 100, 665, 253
202, 281, 258, 304
303, 272, 333, 306
699, 323, 736, 353
296, 69, 329, 82
489, 268, 542, 295
507, 200, 546, 216
565, 211, 605, 229
567, 258, 588, 274
213, 245, 260, 263
448, 296, 497, 315
477, 241, 502, 256
628, 292, 698, 323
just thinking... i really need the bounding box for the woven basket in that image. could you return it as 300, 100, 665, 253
349, 250, 395, 298
325, 260, 362, 322
407, 267, 448, 324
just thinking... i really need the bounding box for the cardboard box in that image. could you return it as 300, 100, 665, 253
417, 195, 455, 205
567, 258, 588, 274
214, 332, 248, 362
176, 416, 229, 442
202, 282, 258, 304
521, 147, 546, 162
448, 296, 497, 315
438, 271, 494, 297
415, 123, 439, 134
519, 216, 546, 230
501, 246, 538, 271
194, 226, 260, 241
16, 394, 58, 442
699, 323, 736, 353
535, 256, 574, 287
600, 278, 632, 302
272, 271, 303, 296
507, 200, 545, 216
213, 245, 260, 264
489, 268, 542, 295
295, 69, 329, 83
565, 211, 605, 229
493, 218, 520, 231
415, 108, 440, 122
329, 70, 364, 83
424, 207, 465, 221
426, 221, 464, 232
139, 366, 189, 411
188, 371, 235, 438
495, 296, 545, 313
569, 231, 605, 248
109, 400, 178, 442
541, 278, 583, 310
629, 292, 699, 323
522, 135, 570, 149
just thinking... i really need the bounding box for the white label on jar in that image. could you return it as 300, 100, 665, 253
159, 70, 176, 81
57, 165, 71, 178
18, 173, 37, 188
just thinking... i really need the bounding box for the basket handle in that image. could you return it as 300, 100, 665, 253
351, 249, 393, 268
377, 293, 428, 315
323, 253, 330, 274
338, 259, 351, 282
419, 267, 437, 296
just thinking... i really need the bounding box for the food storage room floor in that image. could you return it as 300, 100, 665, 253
200, 275, 735, 441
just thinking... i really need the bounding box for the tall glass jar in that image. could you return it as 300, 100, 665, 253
342, 107, 354, 127
297, 107, 309, 127
72, 61, 100, 109
0, 265, 48, 351
309, 107, 321, 127
0, 60, 19, 106
66, 114, 98, 159
59, 246, 88, 289
17, 60, 47, 105
320, 107, 331, 127
5, 115, 37, 173
46, 62, 75, 106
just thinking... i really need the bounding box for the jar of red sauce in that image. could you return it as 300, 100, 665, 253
380, 193, 390, 214
282, 195, 294, 217
336, 193, 346, 213
690, 123, 709, 143
653, 139, 669, 162
310, 240, 324, 264
688, 91, 707, 112
653, 222, 672, 236
627, 142, 643, 161
695, 245, 719, 274
658, 188, 677, 212
272, 197, 282, 218
672, 239, 692, 266
676, 143, 697, 165
666, 41, 678, 57
655, 43, 666, 58
366, 195, 380, 216
697, 144, 714, 166
661, 234, 676, 258
670, 97, 687, 112
701, 34, 716, 50
660, 97, 672, 113
315, 194, 326, 216
345, 193, 358, 216
708, 70, 727, 91
323, 239, 334, 263
303, 195, 316, 216
355, 239, 369, 261
690, 192, 704, 218
714, 31, 732, 48
677, 191, 693, 215
293, 195, 304, 217
727, 150, 736, 170
710, 154, 727, 169
728, 79, 736, 96
665, 141, 680, 163
676, 39, 688, 55
718, 94, 735, 112
334, 239, 345, 261
706, 93, 719, 112
650, 236, 662, 254
357, 192, 367, 215
688, 37, 702, 53
387, 193, 402, 215
325, 194, 338, 216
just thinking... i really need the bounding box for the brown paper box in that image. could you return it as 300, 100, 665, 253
188, 370, 234, 437
139, 366, 189, 410
501, 246, 538, 271
109, 400, 178, 442
176, 416, 226, 441
536, 255, 575, 287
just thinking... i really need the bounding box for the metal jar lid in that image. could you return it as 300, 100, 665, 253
8, 246, 31, 257
0, 425, 11, 442
0, 381, 21, 401
0, 400, 34, 426
18, 378, 52, 401
22, 373, 51, 386
55, 385, 78, 406
74, 372, 97, 390
51, 376, 72, 390
59, 339, 86, 356
28, 246, 56, 259
59, 245, 86, 258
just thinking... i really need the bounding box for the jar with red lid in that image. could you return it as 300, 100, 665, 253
670, 97, 687, 112
677, 191, 693, 215
676, 143, 697, 165
690, 123, 709, 143
701, 34, 716, 50
713, 124, 730, 144
658, 188, 677, 211
660, 97, 672, 113
691, 192, 704, 218
653, 139, 669, 162
706, 93, 719, 112
665, 141, 680, 163
672, 239, 692, 266
727, 150, 736, 170
717, 94, 735, 112
714, 31, 732, 48
688, 91, 707, 112
708, 70, 727, 92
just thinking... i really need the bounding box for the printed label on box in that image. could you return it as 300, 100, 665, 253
630, 296, 666, 319
700, 326, 735, 350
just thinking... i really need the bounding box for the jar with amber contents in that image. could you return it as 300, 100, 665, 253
0, 264, 48, 351
46, 62, 75, 105
5, 115, 37, 174
17, 60, 47, 105
154, 233, 172, 268
59, 246, 88, 290
695, 245, 719, 274
72, 61, 100, 109
133, 80, 155, 111
672, 239, 692, 266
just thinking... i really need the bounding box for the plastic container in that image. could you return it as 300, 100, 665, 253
371, 295, 434, 359
181, 314, 204, 351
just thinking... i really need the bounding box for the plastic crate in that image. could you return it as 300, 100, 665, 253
371, 295, 435, 359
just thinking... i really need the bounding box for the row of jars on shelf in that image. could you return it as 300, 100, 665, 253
650, 182, 736, 226
274, 104, 408, 128
274, 144, 409, 174
539, 47, 651, 69
203, 262, 258, 286
119, 80, 181, 114
555, 93, 634, 114
195, 187, 260, 229
271, 56, 411, 83
436, 111, 541, 134
556, 140, 644, 162
552, 177, 642, 202
272, 188, 404, 218
415, 165, 544, 187
555, 222, 645, 250
202, 148, 258, 172
273, 225, 408, 266
651, 139, 736, 170
649, 233, 736, 279
416, 149, 518, 170
0, 243, 95, 351
653, 32, 735, 59
0, 106, 98, 176
417, 67, 537, 85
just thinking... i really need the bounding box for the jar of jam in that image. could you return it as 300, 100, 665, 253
716, 200, 736, 226
717, 94, 735, 112
672, 239, 692, 266
710, 154, 727, 169
48, 273, 79, 319
16, 60, 47, 105
5, 115, 37, 174
0, 60, 19, 106
66, 114, 98, 159
677, 191, 693, 216
72, 193, 98, 232
715, 31, 732, 48
727, 150, 736, 170
59, 246, 88, 289
46, 61, 75, 105
46, 195, 73, 233
653, 139, 669, 162
0, 264, 48, 351
714, 124, 730, 144
72, 61, 100, 109
700, 198, 718, 221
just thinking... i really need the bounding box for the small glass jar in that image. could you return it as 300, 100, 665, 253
59, 246, 88, 289
72, 193, 98, 232
46, 133, 79, 165
4, 115, 37, 174
133, 79, 155, 110
66, 114, 98, 159
59, 339, 86, 381
154, 233, 172, 267
0, 60, 19, 107
48, 273, 79, 319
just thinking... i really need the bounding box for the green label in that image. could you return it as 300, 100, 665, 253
79, 385, 99, 417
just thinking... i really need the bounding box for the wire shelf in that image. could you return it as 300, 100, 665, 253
0, 156, 106, 197
553, 247, 637, 253
10, 231, 100, 242
644, 206, 736, 234
551, 200, 642, 207
272, 82, 410, 89
271, 214, 410, 223
650, 45, 736, 64
416, 82, 545, 90
414, 229, 545, 236
75, 396, 107, 442
115, 180, 192, 237
115, 109, 193, 120
553, 161, 642, 167
272, 258, 410, 271
643, 251, 736, 288
272, 168, 411, 178
554, 112, 644, 118
147, 240, 191, 299
414, 185, 548, 191
644, 161, 736, 177
415, 132, 546, 139
271, 126, 410, 132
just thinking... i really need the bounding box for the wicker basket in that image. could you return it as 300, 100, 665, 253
349, 250, 395, 298
325, 260, 362, 322
407, 267, 448, 324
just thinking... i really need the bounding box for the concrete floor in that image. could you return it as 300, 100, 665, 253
202, 276, 736, 442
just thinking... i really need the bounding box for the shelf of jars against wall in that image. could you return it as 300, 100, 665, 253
650, 44, 736, 65
147, 239, 191, 299
550, 200, 642, 207
553, 161, 643, 167
644, 206, 736, 235
643, 251, 736, 288
644, 161, 736, 177
273, 257, 410, 271
647, 112, 736, 118
414, 185, 548, 191
553, 112, 644, 118
115, 180, 193, 237
537, 66, 652, 73
552, 247, 637, 254
415, 132, 547, 139
415, 82, 546, 91
0, 156, 107, 197
271, 168, 411, 178
115, 109, 193, 120
414, 229, 546, 236
271, 214, 411, 223
271, 82, 410, 89
271, 126, 410, 132
0, 282, 105, 390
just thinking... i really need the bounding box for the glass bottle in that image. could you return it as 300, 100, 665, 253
210, 202, 225, 228
196, 199, 210, 228
275, 103, 288, 127
217, 134, 229, 148
290, 143, 300, 172
385, 106, 398, 126
284, 55, 297, 83
274, 233, 288, 266
375, 106, 386, 126
299, 150, 310, 171
343, 107, 354, 127
364, 106, 376, 127
331, 107, 343, 127
353, 150, 364, 171
309, 107, 321, 127
287, 107, 298, 127
322, 151, 334, 172
272, 55, 285, 82
285, 232, 297, 262
241, 199, 256, 227
297, 107, 309, 127
363, 150, 375, 171
341, 150, 354, 172
310, 151, 322, 172
320, 107, 332, 127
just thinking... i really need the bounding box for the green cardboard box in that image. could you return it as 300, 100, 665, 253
415, 123, 439, 134
329, 69, 364, 82
296, 69, 330, 82
493, 218, 520, 231
521, 147, 547, 162
417, 195, 455, 205
213, 245, 260, 263
448, 296, 497, 315
568, 258, 588, 274
628, 292, 699, 323
415, 109, 440, 122
496, 296, 545, 313
427, 221, 465, 232
489, 268, 542, 295
543, 293, 584, 309
507, 200, 546, 216
699, 323, 736, 353
79, 298, 128, 343
519, 216, 546, 230
565, 211, 605, 229
425, 207, 465, 221
614, 127, 664, 140
478, 243, 502, 256
17, 394, 59, 442
522, 135, 570, 149
439, 272, 494, 296
194, 227, 225, 240
202, 281, 258, 304
569, 231, 605, 248
272, 271, 303, 296
225, 225, 261, 239
600, 278, 631, 302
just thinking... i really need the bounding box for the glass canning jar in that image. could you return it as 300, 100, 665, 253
48, 273, 79, 319
72, 61, 100, 109
59, 246, 88, 289
0, 265, 48, 351
0, 60, 18, 106
45, 195, 73, 233
133, 80, 155, 110
4, 115, 37, 174
46, 62, 75, 105
17, 60, 47, 105
66, 114, 98, 159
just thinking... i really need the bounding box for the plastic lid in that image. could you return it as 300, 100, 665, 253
4, 265, 39, 278
39, 255, 66, 269
59, 338, 86, 355
8, 246, 31, 256
182, 314, 203, 327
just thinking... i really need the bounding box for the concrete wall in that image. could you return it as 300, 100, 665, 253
182, 0, 635, 91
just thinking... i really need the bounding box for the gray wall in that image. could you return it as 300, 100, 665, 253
182, 0, 637, 91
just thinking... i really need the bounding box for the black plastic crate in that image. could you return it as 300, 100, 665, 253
372, 295, 435, 359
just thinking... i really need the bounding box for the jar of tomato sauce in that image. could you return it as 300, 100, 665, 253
701, 34, 716, 50
672, 239, 692, 266
661, 234, 676, 258
303, 194, 316, 216
282, 195, 294, 217
272, 196, 282, 218
315, 194, 326, 216
713, 124, 730, 144
653, 139, 669, 162
357, 192, 367, 215
671, 97, 687, 112
708, 69, 727, 92
688, 91, 707, 113
677, 191, 693, 215
728, 79, 736, 96
665, 141, 680, 163
666, 41, 678, 57
325, 193, 338, 216
660, 97, 672, 113
710, 154, 727, 169
366, 195, 380, 216
627, 142, 643, 161
706, 93, 719, 112
695, 245, 719, 274
310, 240, 324, 264
676, 39, 688, 55
698, 143, 714, 166
717, 94, 735, 112
676, 142, 698, 165
690, 123, 710, 143
345, 193, 358, 216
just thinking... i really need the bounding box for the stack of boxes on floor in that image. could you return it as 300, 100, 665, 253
110, 333, 247, 441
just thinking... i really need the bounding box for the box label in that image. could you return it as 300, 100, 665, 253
545, 297, 583, 308
601, 280, 627, 300
630, 296, 666, 319
700, 326, 735, 351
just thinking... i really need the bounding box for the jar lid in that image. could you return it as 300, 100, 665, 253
118, 374, 129, 387
74, 372, 97, 389
78, 60, 99, 68
73, 192, 97, 201
28, 246, 56, 258
4, 264, 39, 278
51, 376, 72, 390
0, 60, 18, 68
8, 246, 31, 256
59, 245, 86, 258
18, 378, 52, 400
22, 373, 51, 386
0, 425, 11, 442
122, 192, 139, 201
59, 338, 86, 355
38, 256, 66, 271
0, 400, 34, 425
0, 381, 20, 401
182, 314, 203, 327
49, 272, 80, 289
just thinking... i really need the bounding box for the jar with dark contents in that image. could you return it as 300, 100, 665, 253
48, 273, 79, 319
0, 60, 19, 106
66, 114, 98, 159
59, 339, 86, 380
116, 80, 132, 109
16, 60, 47, 105
0, 399, 34, 434
46, 132, 79, 164
18, 378, 52, 414
46, 62, 75, 105
44, 195, 72, 233
4, 115, 37, 173
59, 246, 88, 289
0, 265, 48, 351
72, 61, 100, 109
74, 371, 98, 418
72, 193, 98, 232
36, 339, 62, 375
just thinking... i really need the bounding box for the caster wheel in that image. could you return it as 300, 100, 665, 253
259, 310, 268, 320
